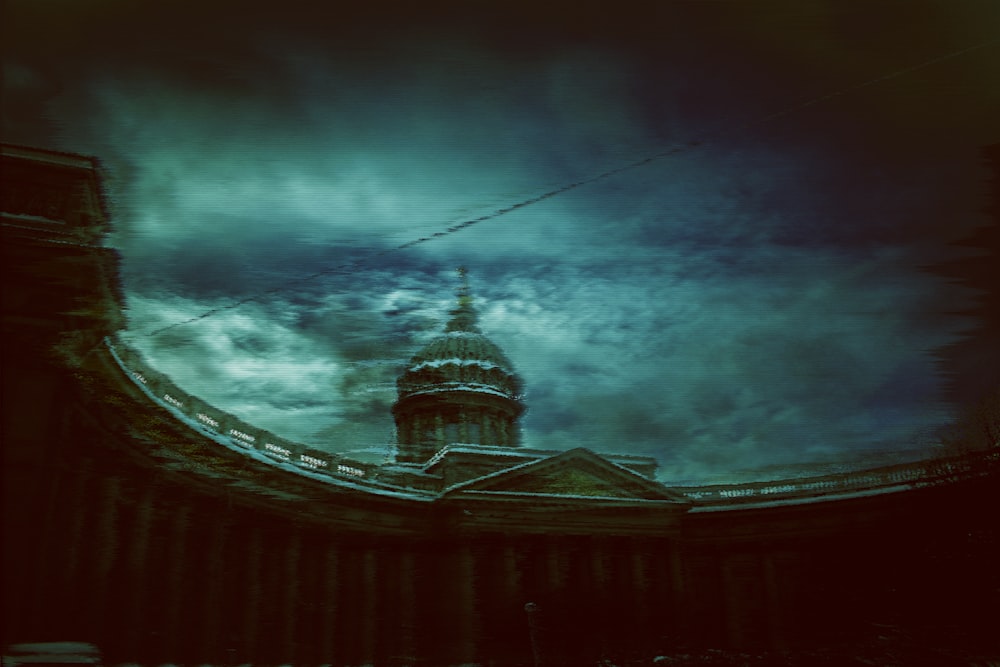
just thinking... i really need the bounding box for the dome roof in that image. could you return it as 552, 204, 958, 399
395, 270, 523, 403
398, 330, 522, 400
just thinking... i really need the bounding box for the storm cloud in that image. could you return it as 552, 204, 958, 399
4, 1, 998, 480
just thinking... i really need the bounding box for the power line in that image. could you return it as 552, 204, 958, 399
145, 35, 999, 338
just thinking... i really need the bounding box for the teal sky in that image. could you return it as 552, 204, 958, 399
3, 1, 998, 481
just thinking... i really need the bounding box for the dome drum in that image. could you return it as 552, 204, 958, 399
393, 390, 523, 463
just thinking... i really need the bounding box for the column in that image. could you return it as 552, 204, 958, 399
458, 408, 468, 442
561, 535, 593, 661
630, 538, 652, 651
763, 552, 792, 651
320, 543, 339, 663
721, 554, 741, 648
721, 552, 766, 649
484, 413, 496, 445
545, 535, 567, 593
92, 476, 122, 646
668, 540, 685, 600
590, 535, 610, 640
501, 541, 522, 606
397, 549, 417, 662
201, 515, 229, 661
297, 546, 321, 664
282, 529, 302, 662
546, 532, 570, 654
336, 547, 359, 663
163, 503, 192, 660
453, 543, 479, 663
654, 539, 685, 642
23, 468, 64, 640
63, 468, 91, 585
466, 408, 483, 444
504, 541, 526, 657
39, 466, 90, 638
360, 547, 377, 663
408, 414, 420, 448
125, 486, 156, 659
243, 526, 264, 661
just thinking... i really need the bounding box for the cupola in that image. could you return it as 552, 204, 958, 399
392, 268, 525, 464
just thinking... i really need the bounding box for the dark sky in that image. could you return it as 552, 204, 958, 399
4, 1, 998, 481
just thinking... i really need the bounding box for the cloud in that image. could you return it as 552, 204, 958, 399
490, 242, 955, 478
102, 96, 964, 477
123, 293, 347, 442
8, 0, 993, 480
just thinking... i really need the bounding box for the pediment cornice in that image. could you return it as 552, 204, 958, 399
440, 447, 689, 504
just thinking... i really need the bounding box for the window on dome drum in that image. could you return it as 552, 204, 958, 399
467, 422, 481, 443
444, 422, 459, 444
419, 424, 437, 446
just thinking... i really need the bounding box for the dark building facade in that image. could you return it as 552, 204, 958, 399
2, 144, 998, 665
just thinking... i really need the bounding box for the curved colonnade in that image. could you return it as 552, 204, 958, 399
3, 144, 998, 665
7, 339, 998, 664
106, 330, 1000, 510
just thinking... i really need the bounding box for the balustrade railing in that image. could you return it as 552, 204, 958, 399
678, 448, 999, 507
105, 334, 999, 507
104, 335, 378, 484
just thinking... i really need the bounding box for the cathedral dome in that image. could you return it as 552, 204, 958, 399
397, 331, 523, 402
392, 269, 525, 463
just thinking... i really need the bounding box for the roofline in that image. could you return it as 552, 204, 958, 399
1, 143, 100, 170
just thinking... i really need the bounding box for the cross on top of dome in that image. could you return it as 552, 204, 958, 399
445, 266, 480, 333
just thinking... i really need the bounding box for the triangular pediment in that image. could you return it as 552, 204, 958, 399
441, 448, 687, 503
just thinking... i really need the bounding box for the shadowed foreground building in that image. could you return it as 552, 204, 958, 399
2, 144, 998, 665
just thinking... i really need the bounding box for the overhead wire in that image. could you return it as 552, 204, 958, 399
144, 35, 1000, 339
